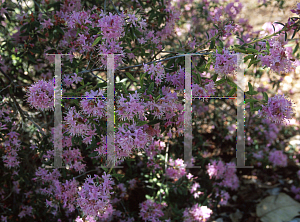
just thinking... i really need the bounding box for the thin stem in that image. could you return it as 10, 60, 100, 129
109, 0, 121, 15
10, 93, 46, 137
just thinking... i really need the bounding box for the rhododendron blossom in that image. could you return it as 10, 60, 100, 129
26, 79, 54, 111
139, 199, 167, 222
258, 94, 295, 124
213, 48, 237, 77
268, 149, 287, 167
182, 204, 212, 222
166, 158, 187, 181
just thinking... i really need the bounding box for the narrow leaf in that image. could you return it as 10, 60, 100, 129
263, 92, 268, 103
125, 72, 136, 82
92, 36, 102, 46
227, 87, 236, 97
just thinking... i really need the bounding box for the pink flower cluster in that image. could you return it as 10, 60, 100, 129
182, 204, 212, 222
63, 106, 95, 139
207, 160, 239, 190
116, 91, 145, 122
214, 48, 237, 77
165, 65, 185, 91
26, 79, 54, 111
42, 147, 86, 173
291, 185, 300, 200
192, 80, 216, 97
144, 139, 165, 173
18, 205, 33, 218
77, 173, 114, 220
95, 122, 152, 165
143, 62, 166, 86
206, 1, 242, 23
268, 149, 287, 167
258, 36, 295, 74
80, 89, 107, 119
291, 3, 300, 15
45, 178, 79, 214
165, 158, 187, 181
139, 199, 167, 222
96, 12, 125, 40
1, 130, 21, 169
257, 94, 295, 124
63, 73, 83, 87
189, 182, 204, 199
127, 178, 137, 190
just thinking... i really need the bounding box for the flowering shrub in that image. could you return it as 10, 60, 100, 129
0, 0, 300, 221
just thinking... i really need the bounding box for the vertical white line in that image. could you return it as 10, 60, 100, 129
107, 54, 115, 167
234, 53, 253, 168
184, 55, 193, 168
54, 54, 63, 168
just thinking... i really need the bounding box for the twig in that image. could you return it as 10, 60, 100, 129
0, 82, 12, 94
109, 0, 121, 15
10, 93, 46, 137
2, 190, 13, 201
73, 169, 97, 179
65, 51, 211, 77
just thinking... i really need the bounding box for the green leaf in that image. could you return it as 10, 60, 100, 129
140, 73, 146, 86
122, 83, 128, 94
147, 82, 154, 94
111, 174, 124, 178
197, 64, 207, 73
245, 99, 258, 103
248, 58, 260, 68
212, 74, 218, 82
219, 41, 224, 49
101, 166, 108, 172
285, 31, 287, 41
266, 41, 270, 50
236, 37, 245, 43
292, 28, 297, 39
226, 80, 237, 88
227, 87, 236, 96
205, 32, 209, 40
251, 106, 262, 112
234, 47, 247, 53
88, 152, 98, 157
244, 55, 253, 63
193, 75, 199, 84
55, 26, 64, 35
20, 24, 29, 32
246, 48, 259, 53
29, 48, 40, 54
248, 82, 254, 93
209, 39, 215, 50
263, 92, 268, 103
20, 32, 29, 37
77, 82, 92, 92
28, 54, 36, 63
136, 121, 148, 126
293, 43, 299, 54
215, 77, 226, 85
125, 72, 137, 82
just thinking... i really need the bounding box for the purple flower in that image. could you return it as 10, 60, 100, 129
291, 3, 300, 15
258, 94, 295, 124
71, 73, 83, 84
26, 79, 54, 111
268, 149, 287, 167
214, 48, 237, 77
41, 18, 53, 29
